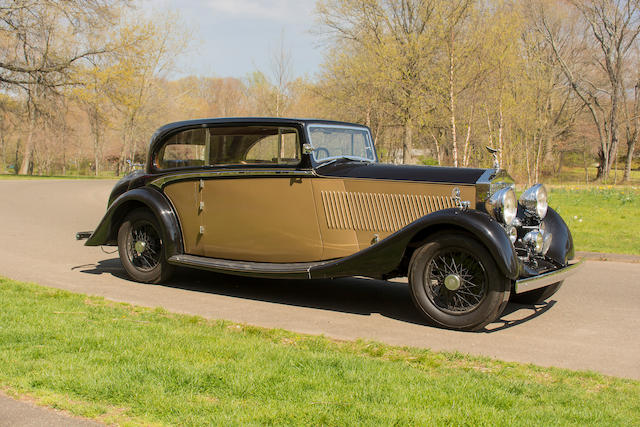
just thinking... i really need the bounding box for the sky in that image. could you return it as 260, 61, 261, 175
136, 0, 326, 81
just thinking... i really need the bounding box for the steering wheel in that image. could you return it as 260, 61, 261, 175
314, 147, 330, 160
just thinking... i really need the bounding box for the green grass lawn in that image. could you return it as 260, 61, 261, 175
549, 187, 640, 255
0, 277, 638, 426
545, 166, 640, 185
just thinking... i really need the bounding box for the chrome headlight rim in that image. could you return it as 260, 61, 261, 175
520, 183, 548, 219
485, 187, 517, 226
523, 230, 544, 253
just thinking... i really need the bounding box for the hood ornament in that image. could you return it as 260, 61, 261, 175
452, 187, 470, 210
486, 146, 500, 170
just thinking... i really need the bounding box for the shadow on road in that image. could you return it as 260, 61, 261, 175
74, 257, 557, 332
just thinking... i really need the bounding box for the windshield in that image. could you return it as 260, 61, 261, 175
307, 125, 376, 163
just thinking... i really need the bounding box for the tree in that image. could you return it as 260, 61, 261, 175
0, 0, 130, 174
109, 14, 190, 172
534, 0, 640, 180
317, 0, 441, 164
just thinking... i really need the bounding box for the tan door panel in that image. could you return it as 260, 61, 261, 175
197, 177, 323, 262
163, 180, 201, 253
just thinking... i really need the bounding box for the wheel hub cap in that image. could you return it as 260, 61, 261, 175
444, 274, 461, 291
134, 240, 147, 255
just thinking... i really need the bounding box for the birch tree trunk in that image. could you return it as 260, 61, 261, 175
402, 118, 413, 164
431, 132, 442, 165
449, 30, 458, 167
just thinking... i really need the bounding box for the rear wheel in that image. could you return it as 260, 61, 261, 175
511, 281, 563, 305
117, 208, 173, 283
408, 233, 510, 331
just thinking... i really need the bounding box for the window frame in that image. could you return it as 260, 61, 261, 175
152, 124, 304, 172
305, 124, 377, 165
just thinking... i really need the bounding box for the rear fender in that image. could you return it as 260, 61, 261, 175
85, 187, 183, 258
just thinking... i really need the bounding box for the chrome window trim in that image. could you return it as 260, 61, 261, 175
153, 125, 303, 172
150, 169, 316, 189
305, 124, 377, 164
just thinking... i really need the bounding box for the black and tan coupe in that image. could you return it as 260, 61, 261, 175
78, 118, 582, 331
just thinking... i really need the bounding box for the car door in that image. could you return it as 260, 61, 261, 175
161, 125, 324, 263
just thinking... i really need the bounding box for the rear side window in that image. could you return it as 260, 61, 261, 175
157, 129, 207, 169
155, 126, 300, 169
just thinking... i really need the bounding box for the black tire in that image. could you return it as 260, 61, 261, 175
511, 281, 563, 305
117, 208, 173, 283
408, 232, 510, 331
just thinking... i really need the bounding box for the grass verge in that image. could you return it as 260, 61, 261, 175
0, 173, 117, 180
1, 277, 639, 426
545, 166, 640, 186
549, 187, 640, 255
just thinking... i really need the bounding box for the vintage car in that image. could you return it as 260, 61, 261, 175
78, 118, 583, 331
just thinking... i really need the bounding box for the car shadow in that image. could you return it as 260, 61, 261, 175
484, 300, 557, 333
74, 258, 557, 332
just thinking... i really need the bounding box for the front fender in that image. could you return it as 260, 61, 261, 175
542, 207, 575, 265
85, 187, 183, 258
310, 208, 519, 280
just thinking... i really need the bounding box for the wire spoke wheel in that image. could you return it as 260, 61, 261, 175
424, 248, 488, 315
125, 220, 162, 272
118, 209, 174, 284
409, 233, 510, 331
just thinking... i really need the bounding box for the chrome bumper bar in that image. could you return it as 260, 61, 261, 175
514, 259, 585, 294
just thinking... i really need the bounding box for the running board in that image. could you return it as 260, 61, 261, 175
167, 254, 333, 279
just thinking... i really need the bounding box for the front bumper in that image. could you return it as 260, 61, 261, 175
514, 259, 584, 294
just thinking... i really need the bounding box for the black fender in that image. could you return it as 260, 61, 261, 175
85, 187, 184, 258
310, 208, 520, 280
542, 207, 575, 265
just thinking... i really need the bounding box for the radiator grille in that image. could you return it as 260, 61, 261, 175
320, 191, 455, 231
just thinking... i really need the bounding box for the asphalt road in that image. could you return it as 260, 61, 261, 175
0, 392, 100, 427
0, 179, 638, 380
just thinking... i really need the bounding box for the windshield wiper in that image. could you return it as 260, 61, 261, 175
315, 156, 373, 167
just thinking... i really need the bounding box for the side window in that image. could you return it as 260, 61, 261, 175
155, 126, 300, 169
245, 130, 299, 164
156, 128, 206, 169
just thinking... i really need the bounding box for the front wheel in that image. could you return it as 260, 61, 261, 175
408, 233, 510, 331
117, 208, 173, 283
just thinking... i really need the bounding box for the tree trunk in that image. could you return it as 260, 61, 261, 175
525, 136, 532, 186
605, 93, 620, 178
449, 30, 458, 167
462, 103, 474, 167
623, 132, 637, 182
535, 135, 544, 183
595, 145, 609, 181
430, 132, 442, 165
498, 103, 504, 167
462, 121, 471, 167
91, 111, 101, 177
18, 108, 36, 175
94, 134, 100, 177
0, 132, 5, 172
402, 118, 412, 164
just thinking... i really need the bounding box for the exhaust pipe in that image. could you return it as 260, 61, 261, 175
75, 231, 93, 240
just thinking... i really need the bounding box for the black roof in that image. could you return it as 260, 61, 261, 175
147, 117, 371, 171
153, 117, 367, 137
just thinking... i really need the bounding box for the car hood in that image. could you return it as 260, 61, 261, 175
314, 161, 487, 185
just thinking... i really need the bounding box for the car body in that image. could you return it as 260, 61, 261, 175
79, 117, 583, 331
